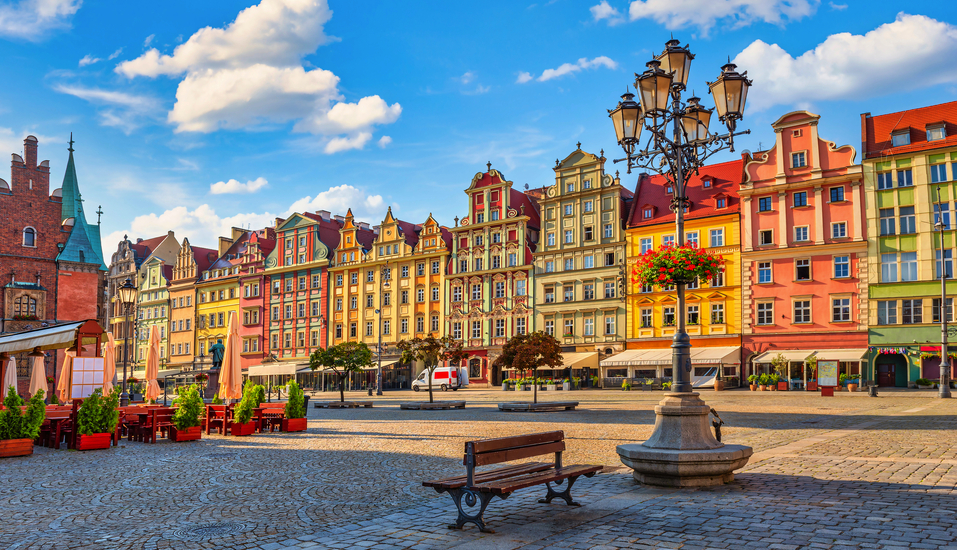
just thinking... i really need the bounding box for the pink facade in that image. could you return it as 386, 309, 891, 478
741, 111, 868, 372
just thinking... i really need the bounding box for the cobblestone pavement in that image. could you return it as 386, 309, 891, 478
1, 389, 955, 549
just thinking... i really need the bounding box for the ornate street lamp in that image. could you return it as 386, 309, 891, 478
609, 39, 753, 487
116, 277, 137, 407
934, 186, 952, 398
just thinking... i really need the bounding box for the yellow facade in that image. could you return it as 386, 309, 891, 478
626, 212, 742, 345
195, 273, 240, 357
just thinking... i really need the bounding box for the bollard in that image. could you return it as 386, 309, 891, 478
367, 387, 373, 396
868, 384, 878, 397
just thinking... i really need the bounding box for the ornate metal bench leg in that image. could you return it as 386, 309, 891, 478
539, 476, 582, 506
446, 488, 497, 533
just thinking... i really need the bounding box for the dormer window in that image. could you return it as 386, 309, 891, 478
665, 185, 674, 194
702, 179, 711, 188
891, 130, 910, 147
643, 208, 653, 219
927, 124, 946, 142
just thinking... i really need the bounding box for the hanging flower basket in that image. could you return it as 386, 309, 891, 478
194, 373, 209, 382
632, 243, 723, 287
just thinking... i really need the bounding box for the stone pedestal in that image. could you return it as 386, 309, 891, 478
617, 392, 752, 487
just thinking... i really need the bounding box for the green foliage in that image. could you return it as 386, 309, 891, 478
757, 373, 770, 385
662, 381, 672, 390
747, 374, 759, 384
310, 342, 374, 402
172, 385, 203, 430
916, 378, 932, 386
211, 392, 223, 405
234, 385, 256, 425
251, 385, 266, 407
285, 381, 305, 420
0, 387, 46, 440
770, 354, 789, 377
839, 373, 861, 384
50, 392, 59, 405
621, 380, 632, 390
769, 373, 781, 384
75, 389, 121, 436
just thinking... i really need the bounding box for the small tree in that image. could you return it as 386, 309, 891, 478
285, 380, 305, 419
172, 384, 203, 431
770, 353, 788, 388
499, 332, 563, 404
397, 336, 468, 404
310, 342, 374, 402
0, 387, 45, 441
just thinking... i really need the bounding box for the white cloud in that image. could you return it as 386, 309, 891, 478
735, 13, 957, 112
608, 0, 818, 33
116, 0, 399, 151
463, 85, 491, 95
108, 47, 123, 60
52, 84, 161, 134
377, 135, 392, 148
522, 56, 617, 83
829, 2, 847, 9
458, 71, 475, 84
0, 0, 81, 41
209, 176, 269, 195
143, 34, 154, 47
590, 1, 624, 24
78, 54, 100, 67
106, 184, 392, 249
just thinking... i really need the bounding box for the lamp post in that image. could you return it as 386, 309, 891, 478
934, 186, 953, 398
116, 277, 137, 407
376, 266, 390, 396
610, 39, 754, 487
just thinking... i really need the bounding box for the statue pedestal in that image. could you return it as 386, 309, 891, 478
617, 392, 752, 487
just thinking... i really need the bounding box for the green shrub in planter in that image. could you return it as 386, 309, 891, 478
916, 378, 932, 386
211, 392, 223, 405
0, 387, 45, 441
285, 381, 306, 420
172, 385, 204, 430
234, 387, 256, 425
77, 388, 120, 435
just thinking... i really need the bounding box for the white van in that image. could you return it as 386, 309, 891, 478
412, 366, 468, 392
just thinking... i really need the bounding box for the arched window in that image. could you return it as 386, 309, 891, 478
22, 227, 35, 247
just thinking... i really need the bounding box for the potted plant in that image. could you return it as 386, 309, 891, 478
841, 373, 861, 392
231, 387, 256, 436
769, 373, 780, 391
170, 384, 203, 442
757, 373, 769, 391
572, 376, 581, 390
915, 378, 933, 389
282, 381, 307, 432
127, 377, 143, 401
562, 378, 571, 391
211, 392, 223, 404
545, 379, 557, 391
622, 380, 632, 391
0, 387, 45, 458
747, 374, 758, 391
714, 377, 725, 391
770, 353, 790, 391
76, 388, 120, 451
633, 242, 724, 289
662, 381, 672, 391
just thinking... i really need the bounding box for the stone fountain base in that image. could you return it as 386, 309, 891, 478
617, 392, 753, 487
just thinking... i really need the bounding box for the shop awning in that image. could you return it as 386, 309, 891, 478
812, 349, 868, 362
600, 348, 672, 367
690, 346, 740, 364
752, 350, 816, 364
562, 352, 598, 369
158, 368, 183, 379
248, 363, 299, 377
0, 320, 90, 354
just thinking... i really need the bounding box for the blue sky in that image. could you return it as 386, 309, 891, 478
1, 0, 956, 250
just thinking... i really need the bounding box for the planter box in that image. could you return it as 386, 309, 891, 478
562, 382, 571, 391
0, 438, 33, 458
917, 384, 933, 389
847, 383, 859, 393
545, 385, 557, 391
806, 381, 818, 391
749, 384, 757, 391
777, 382, 789, 391
231, 421, 256, 436
714, 380, 725, 391
170, 426, 202, 442
282, 418, 307, 432
77, 433, 112, 451
758, 385, 767, 391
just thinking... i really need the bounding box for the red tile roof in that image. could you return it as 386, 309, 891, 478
627, 159, 743, 228
862, 100, 957, 159
191, 246, 219, 273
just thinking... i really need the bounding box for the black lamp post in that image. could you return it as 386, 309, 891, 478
116, 277, 137, 407
934, 186, 952, 398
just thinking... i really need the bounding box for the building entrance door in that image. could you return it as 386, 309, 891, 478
877, 362, 895, 387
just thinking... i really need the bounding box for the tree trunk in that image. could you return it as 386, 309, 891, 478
428, 367, 434, 404
533, 369, 538, 404
339, 373, 346, 403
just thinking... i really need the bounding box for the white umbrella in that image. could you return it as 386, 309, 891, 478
102, 332, 116, 395
219, 311, 243, 401
57, 351, 75, 402
145, 325, 161, 402
28, 351, 47, 398
1, 356, 17, 400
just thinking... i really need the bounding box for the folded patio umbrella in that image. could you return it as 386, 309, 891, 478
102, 332, 116, 395
218, 311, 243, 402
144, 325, 161, 402
57, 351, 74, 402
28, 353, 47, 398
1, 356, 17, 400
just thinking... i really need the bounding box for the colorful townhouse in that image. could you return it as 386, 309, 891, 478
195, 233, 244, 361
862, 101, 957, 387
135, 257, 172, 371
741, 111, 869, 383
446, 165, 541, 386
259, 210, 344, 383
532, 145, 631, 381
168, 238, 217, 371
603, 159, 744, 387
235, 230, 275, 372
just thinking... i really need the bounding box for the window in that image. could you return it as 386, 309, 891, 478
643, 208, 653, 219
583, 255, 594, 269
298, 253, 306, 264
545, 261, 554, 273
603, 224, 613, 238
544, 320, 554, 336
584, 201, 593, 213
756, 302, 773, 325
516, 280, 526, 296
791, 151, 806, 168
336, 274, 343, 286
793, 300, 810, 324
891, 131, 910, 147
583, 284, 594, 300
508, 253, 517, 267
662, 235, 675, 247
474, 258, 483, 271
935, 202, 951, 230
759, 230, 773, 246
416, 263, 425, 276
640, 308, 652, 328
400, 290, 409, 304
492, 233, 501, 244
563, 204, 573, 216
544, 288, 555, 303
899, 251, 918, 281
686, 305, 699, 325
22, 227, 35, 247
491, 210, 500, 221
758, 197, 772, 212
471, 285, 481, 300
829, 187, 845, 202
897, 169, 913, 187
881, 253, 897, 282
902, 299, 923, 324
452, 286, 462, 302
605, 253, 615, 266
284, 279, 293, 293
604, 282, 615, 299
758, 262, 772, 284
831, 298, 850, 322
349, 272, 358, 285
878, 300, 897, 324
710, 268, 724, 287
931, 164, 948, 183
365, 294, 374, 308
335, 324, 342, 339
793, 191, 808, 207
271, 306, 280, 321
334, 297, 343, 311
297, 303, 307, 318
563, 258, 573, 271
716, 198, 726, 209
383, 292, 391, 306
927, 126, 946, 141
476, 213, 484, 224
663, 307, 676, 326
452, 322, 462, 339
932, 298, 954, 323
383, 320, 391, 335
794, 226, 809, 242
795, 259, 810, 281
877, 172, 894, 190
431, 286, 440, 301
605, 316, 615, 335
686, 232, 699, 248
566, 182, 575, 193
584, 226, 593, 241
563, 286, 574, 302
703, 179, 711, 188
401, 265, 410, 278
711, 303, 725, 324
459, 259, 468, 273
640, 238, 652, 254
472, 321, 482, 339
564, 230, 573, 244
832, 222, 847, 239
879, 208, 896, 236
491, 319, 504, 337
417, 288, 425, 302
495, 282, 505, 299
899, 206, 916, 234
432, 261, 440, 274
936, 249, 953, 279
547, 233, 555, 246
400, 319, 408, 334
709, 229, 724, 247
834, 255, 850, 279
431, 315, 439, 332
584, 318, 594, 336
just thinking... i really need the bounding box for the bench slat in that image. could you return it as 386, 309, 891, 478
474, 464, 603, 495
423, 462, 553, 490
472, 440, 565, 467
470, 430, 564, 454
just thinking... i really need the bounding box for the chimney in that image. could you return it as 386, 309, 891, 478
316, 209, 331, 221
334, 215, 345, 223
23, 136, 38, 168
218, 236, 232, 257
357, 222, 371, 231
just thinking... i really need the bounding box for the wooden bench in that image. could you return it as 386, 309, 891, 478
138, 407, 175, 443
258, 402, 286, 432
497, 401, 579, 412
423, 430, 602, 532
400, 401, 466, 410
313, 401, 373, 409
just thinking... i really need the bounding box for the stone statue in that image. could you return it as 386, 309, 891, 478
208, 339, 225, 370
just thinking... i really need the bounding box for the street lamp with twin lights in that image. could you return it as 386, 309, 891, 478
116, 277, 138, 407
